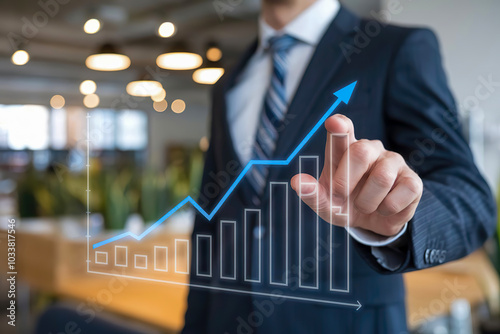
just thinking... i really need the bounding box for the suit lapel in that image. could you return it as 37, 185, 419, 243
269, 7, 360, 177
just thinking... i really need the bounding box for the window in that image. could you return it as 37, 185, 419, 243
0, 105, 148, 151
50, 108, 67, 149
89, 109, 116, 150
0, 105, 49, 150
117, 110, 148, 150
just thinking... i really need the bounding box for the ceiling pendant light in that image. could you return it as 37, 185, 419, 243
158, 22, 175, 38
83, 94, 100, 108
151, 88, 166, 102
171, 99, 186, 113
127, 81, 163, 97
86, 43, 131, 71
193, 64, 224, 85
80, 80, 97, 95
126, 72, 163, 97
193, 43, 224, 85
50, 95, 65, 109
156, 42, 202, 70
84, 18, 101, 34
206, 41, 222, 62
11, 49, 30, 66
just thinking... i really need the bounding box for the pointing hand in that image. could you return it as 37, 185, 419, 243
291, 114, 423, 237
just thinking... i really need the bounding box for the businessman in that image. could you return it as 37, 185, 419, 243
183, 0, 497, 333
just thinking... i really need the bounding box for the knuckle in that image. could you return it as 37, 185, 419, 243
350, 141, 372, 164
380, 198, 401, 215
386, 151, 405, 165
372, 139, 384, 150
354, 197, 376, 214
371, 168, 396, 189
402, 176, 423, 197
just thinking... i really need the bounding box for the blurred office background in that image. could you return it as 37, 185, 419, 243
0, 0, 499, 333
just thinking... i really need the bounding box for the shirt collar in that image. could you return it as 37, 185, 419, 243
258, 0, 340, 51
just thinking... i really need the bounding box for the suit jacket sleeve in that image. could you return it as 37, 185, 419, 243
355, 28, 497, 273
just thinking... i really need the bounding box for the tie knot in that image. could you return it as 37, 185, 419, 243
267, 34, 298, 53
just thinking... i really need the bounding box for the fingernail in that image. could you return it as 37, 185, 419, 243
334, 114, 346, 125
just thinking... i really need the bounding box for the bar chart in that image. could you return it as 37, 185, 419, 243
87, 82, 361, 308
88, 143, 354, 307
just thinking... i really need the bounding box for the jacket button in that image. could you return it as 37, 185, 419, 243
430, 249, 438, 263
424, 249, 431, 264
438, 250, 446, 263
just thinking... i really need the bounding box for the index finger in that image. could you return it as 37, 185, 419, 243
322, 114, 357, 178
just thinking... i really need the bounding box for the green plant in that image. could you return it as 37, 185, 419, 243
140, 169, 169, 223
17, 166, 86, 217
15, 146, 205, 230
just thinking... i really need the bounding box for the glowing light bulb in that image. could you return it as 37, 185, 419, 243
171, 99, 185, 114
151, 89, 166, 102
126, 80, 163, 97
206, 47, 222, 62
153, 100, 168, 112
156, 52, 202, 70
84, 18, 101, 34
86, 54, 130, 71
158, 22, 175, 38
79, 80, 97, 95
11, 50, 30, 66
50, 95, 65, 109
193, 68, 224, 85
83, 94, 100, 108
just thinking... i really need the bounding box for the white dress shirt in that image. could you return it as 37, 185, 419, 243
225, 0, 407, 268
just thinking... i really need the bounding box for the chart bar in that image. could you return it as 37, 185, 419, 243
244, 209, 262, 283
154, 246, 168, 272
329, 133, 350, 293
269, 182, 288, 286
298, 156, 320, 289
134, 254, 148, 269
196, 235, 212, 277
220, 220, 237, 280
95, 251, 108, 265
115, 246, 128, 267
175, 239, 190, 274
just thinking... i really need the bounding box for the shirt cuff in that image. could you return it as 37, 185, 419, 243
347, 223, 408, 247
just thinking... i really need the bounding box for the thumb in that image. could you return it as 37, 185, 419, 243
291, 173, 330, 216
291, 174, 349, 227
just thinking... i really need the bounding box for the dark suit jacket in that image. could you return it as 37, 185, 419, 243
182, 7, 497, 334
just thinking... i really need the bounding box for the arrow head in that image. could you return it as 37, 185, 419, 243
356, 300, 362, 311
333, 81, 357, 104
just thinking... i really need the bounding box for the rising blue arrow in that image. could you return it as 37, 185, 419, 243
93, 81, 357, 249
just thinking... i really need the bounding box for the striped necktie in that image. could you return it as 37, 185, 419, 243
248, 34, 299, 202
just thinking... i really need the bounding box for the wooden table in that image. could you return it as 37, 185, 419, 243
405, 249, 499, 328
0, 219, 190, 333
58, 273, 187, 333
